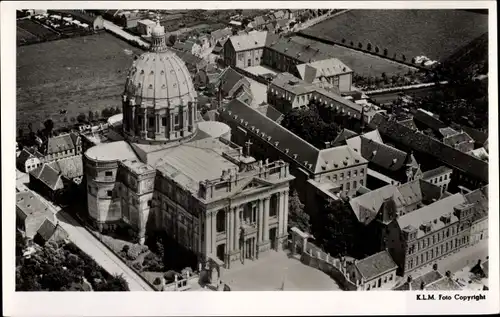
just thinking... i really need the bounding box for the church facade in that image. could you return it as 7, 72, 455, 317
83, 20, 294, 268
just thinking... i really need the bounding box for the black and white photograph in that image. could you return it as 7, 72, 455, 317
2, 1, 498, 316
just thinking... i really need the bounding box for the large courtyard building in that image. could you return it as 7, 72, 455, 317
83, 20, 294, 269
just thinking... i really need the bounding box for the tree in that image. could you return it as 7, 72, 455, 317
76, 113, 86, 123
88, 111, 94, 122
341, 38, 346, 44
358, 42, 363, 49
350, 41, 354, 47
367, 42, 372, 51
95, 274, 129, 291
375, 46, 380, 53
167, 34, 177, 46
94, 111, 100, 119
314, 199, 359, 257
114, 106, 122, 114
288, 190, 310, 233
402, 54, 406, 62
101, 108, 111, 118
43, 119, 54, 137
70, 117, 76, 123
383, 48, 388, 56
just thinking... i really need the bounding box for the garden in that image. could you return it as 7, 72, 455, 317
301, 9, 488, 63
16, 231, 129, 291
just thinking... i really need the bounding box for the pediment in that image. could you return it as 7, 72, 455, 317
229, 177, 274, 198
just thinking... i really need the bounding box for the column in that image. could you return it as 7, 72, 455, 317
258, 199, 264, 242
263, 198, 270, 241
283, 190, 289, 235
170, 110, 175, 138
143, 108, 147, 133
156, 113, 160, 133
204, 215, 210, 257
279, 192, 285, 236
227, 208, 232, 253
234, 207, 240, 251
211, 211, 217, 255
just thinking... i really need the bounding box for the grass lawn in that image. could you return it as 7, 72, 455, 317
16, 32, 144, 132
302, 9, 488, 62
291, 36, 415, 77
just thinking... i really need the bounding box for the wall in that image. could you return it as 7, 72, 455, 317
470, 217, 487, 245
338, 72, 353, 92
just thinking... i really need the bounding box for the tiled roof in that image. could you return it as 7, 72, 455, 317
48, 155, 83, 179
460, 125, 488, 145
297, 58, 352, 81
439, 127, 459, 138
47, 133, 76, 154
413, 109, 447, 132
369, 113, 488, 183
355, 250, 397, 280
217, 67, 248, 96
359, 136, 409, 172
397, 193, 465, 233
421, 166, 453, 180
171, 49, 206, 69
256, 104, 284, 122
265, 23, 275, 32
16, 191, 56, 238
220, 98, 320, 173
211, 28, 232, 41
274, 18, 290, 28
394, 270, 443, 290
273, 10, 285, 19
270, 72, 317, 95
314, 145, 367, 174
345, 129, 384, 154
398, 118, 418, 130
29, 164, 63, 190
397, 179, 423, 206
426, 277, 463, 290
253, 16, 266, 26
349, 185, 403, 223
298, 64, 317, 83
36, 218, 58, 242
228, 31, 269, 52
443, 132, 474, 147
331, 128, 358, 147
266, 37, 332, 64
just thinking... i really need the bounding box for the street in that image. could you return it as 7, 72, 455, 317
102, 19, 151, 49
56, 209, 155, 291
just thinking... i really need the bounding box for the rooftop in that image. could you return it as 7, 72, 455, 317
270, 72, 317, 96
29, 164, 63, 190
297, 58, 352, 81
228, 31, 269, 52
48, 155, 84, 179
425, 276, 463, 290
369, 113, 488, 183
421, 166, 453, 180
397, 193, 465, 235
355, 250, 397, 281
85, 140, 139, 162
266, 36, 331, 64
16, 191, 57, 238
394, 270, 443, 290
47, 133, 77, 154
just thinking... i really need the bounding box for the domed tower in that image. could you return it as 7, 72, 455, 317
122, 19, 198, 145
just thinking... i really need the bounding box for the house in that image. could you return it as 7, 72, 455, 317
466, 186, 488, 246
273, 10, 286, 20
393, 270, 445, 290
296, 58, 353, 92
17, 147, 44, 173
210, 28, 233, 47
223, 31, 276, 68
171, 49, 208, 74
48, 10, 104, 30
273, 19, 291, 32
137, 19, 157, 36
16, 190, 57, 239
443, 131, 475, 153
344, 130, 422, 188
286, 9, 303, 20
420, 166, 453, 194
346, 250, 398, 290
264, 23, 275, 33
216, 67, 252, 101
34, 218, 69, 246
174, 39, 202, 57
369, 113, 488, 191
40, 132, 82, 162
116, 11, 146, 28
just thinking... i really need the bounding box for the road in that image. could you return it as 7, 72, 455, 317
56, 209, 155, 291
102, 19, 150, 49
368, 85, 441, 105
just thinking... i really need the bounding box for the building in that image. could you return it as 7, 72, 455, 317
39, 133, 82, 163
210, 28, 233, 47
137, 19, 157, 36
215, 67, 252, 103
393, 269, 462, 290
48, 10, 104, 30
369, 113, 488, 191
16, 190, 58, 240
267, 72, 317, 113
296, 58, 353, 92
223, 31, 272, 69
16, 147, 44, 173
34, 218, 69, 246
83, 21, 294, 270
465, 186, 488, 245
346, 250, 398, 290
218, 98, 369, 210
383, 189, 488, 276
420, 166, 453, 194
344, 129, 422, 188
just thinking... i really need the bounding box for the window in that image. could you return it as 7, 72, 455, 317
432, 235, 435, 244
360, 179, 364, 186
423, 240, 426, 248
421, 254, 424, 263
340, 172, 344, 179
238, 53, 244, 61
353, 170, 357, 177
107, 190, 113, 197
347, 171, 351, 178
346, 182, 351, 190
444, 174, 448, 180
360, 169, 364, 175
389, 275, 393, 281
430, 249, 434, 258
416, 256, 419, 265
162, 117, 167, 126
353, 181, 357, 189
105, 171, 112, 177
340, 184, 343, 191
439, 176, 443, 182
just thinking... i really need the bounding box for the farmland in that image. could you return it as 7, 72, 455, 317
301, 10, 488, 62
290, 36, 415, 77
17, 32, 144, 132
17, 19, 59, 45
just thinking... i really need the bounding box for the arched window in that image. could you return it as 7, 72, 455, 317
270, 194, 278, 217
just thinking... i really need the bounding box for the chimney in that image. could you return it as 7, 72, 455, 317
420, 281, 425, 290
445, 270, 451, 278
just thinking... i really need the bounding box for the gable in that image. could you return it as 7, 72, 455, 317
229, 177, 274, 198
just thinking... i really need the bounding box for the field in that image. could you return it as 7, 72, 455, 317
17, 32, 144, 132
291, 36, 415, 77
17, 19, 59, 45
302, 9, 488, 62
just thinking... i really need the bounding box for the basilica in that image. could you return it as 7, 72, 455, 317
83, 20, 294, 268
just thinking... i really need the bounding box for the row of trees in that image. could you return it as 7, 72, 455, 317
16, 232, 129, 291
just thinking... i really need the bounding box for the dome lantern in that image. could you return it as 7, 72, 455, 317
150, 14, 167, 52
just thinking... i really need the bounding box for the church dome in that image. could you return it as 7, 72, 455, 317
121, 19, 198, 145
